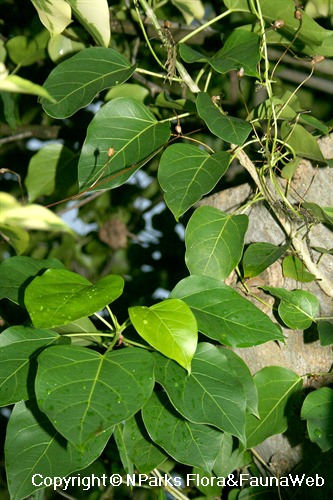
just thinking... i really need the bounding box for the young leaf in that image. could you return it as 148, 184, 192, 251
262, 287, 320, 330
66, 0, 110, 48
0, 256, 65, 306
0, 74, 56, 101
5, 399, 113, 500
245, 366, 302, 448
301, 387, 333, 452
0, 223, 29, 255
153, 344, 247, 443
185, 206, 248, 281
171, 275, 284, 347
197, 92, 252, 145
41, 48, 136, 118
31, 0, 72, 38
129, 298, 197, 373
159, 144, 230, 220
24, 268, 124, 328
35, 345, 155, 449
243, 242, 289, 278
142, 391, 224, 472
123, 414, 168, 473
318, 321, 333, 346
0, 325, 69, 406
210, 30, 260, 77
78, 98, 170, 191
282, 255, 316, 283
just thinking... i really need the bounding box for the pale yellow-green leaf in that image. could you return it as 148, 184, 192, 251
47, 30, 85, 63
0, 74, 55, 102
0, 224, 30, 255
31, 0, 72, 37
0, 193, 75, 235
171, 0, 205, 25
66, 0, 110, 47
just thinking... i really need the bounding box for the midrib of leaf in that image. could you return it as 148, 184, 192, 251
246, 377, 301, 443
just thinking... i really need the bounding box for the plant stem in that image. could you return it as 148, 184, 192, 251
177, 10, 232, 44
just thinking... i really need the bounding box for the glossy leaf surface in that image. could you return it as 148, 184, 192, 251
129, 298, 197, 373
185, 206, 248, 281
78, 98, 170, 191
243, 242, 289, 278
245, 367, 302, 448
42, 48, 135, 118
171, 276, 284, 347
153, 344, 247, 443
35, 346, 154, 449
25, 268, 124, 328
159, 144, 230, 220
142, 391, 224, 472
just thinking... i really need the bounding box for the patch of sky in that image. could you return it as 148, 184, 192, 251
60, 200, 98, 236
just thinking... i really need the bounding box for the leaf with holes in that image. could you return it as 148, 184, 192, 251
35, 345, 154, 449
78, 98, 170, 191
159, 144, 230, 220
185, 206, 248, 281
42, 48, 135, 118
129, 299, 197, 373
24, 268, 124, 328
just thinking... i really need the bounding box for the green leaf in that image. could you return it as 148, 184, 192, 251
25, 143, 76, 202
31, 0, 72, 38
35, 345, 155, 449
123, 414, 168, 473
0, 256, 65, 306
153, 344, 247, 443
210, 30, 260, 77
243, 242, 289, 278
179, 44, 209, 64
0, 223, 29, 255
129, 298, 197, 373
171, 276, 284, 347
158, 144, 230, 220
318, 321, 333, 346
25, 268, 124, 328
302, 203, 333, 227
301, 388, 333, 452
142, 391, 224, 472
0, 325, 69, 406
78, 98, 170, 191
185, 206, 248, 281
262, 287, 320, 330
53, 316, 101, 346
197, 92, 252, 145
5, 399, 113, 500
282, 255, 316, 283
66, 0, 110, 47
281, 123, 325, 162
114, 425, 134, 475
41, 48, 136, 118
105, 83, 150, 103
245, 367, 302, 448
171, 0, 204, 24
0, 74, 55, 101
213, 433, 248, 478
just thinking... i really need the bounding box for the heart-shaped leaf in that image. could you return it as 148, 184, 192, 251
0, 325, 69, 406
185, 206, 248, 281
35, 345, 154, 449
42, 48, 135, 118
25, 268, 124, 328
262, 287, 319, 330
159, 144, 230, 220
129, 298, 197, 373
142, 391, 224, 472
197, 92, 251, 145
5, 399, 113, 499
245, 366, 303, 448
171, 276, 284, 347
153, 344, 247, 443
78, 98, 170, 191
